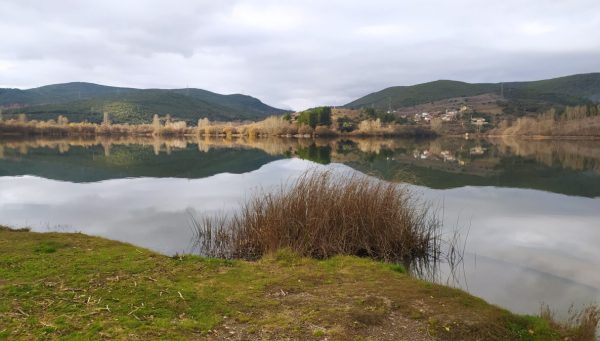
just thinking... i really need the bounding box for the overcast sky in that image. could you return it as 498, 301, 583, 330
1, 0, 599, 110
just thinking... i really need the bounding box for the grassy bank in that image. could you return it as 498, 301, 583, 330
0, 227, 593, 340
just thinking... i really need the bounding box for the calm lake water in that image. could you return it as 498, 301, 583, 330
1, 136, 599, 319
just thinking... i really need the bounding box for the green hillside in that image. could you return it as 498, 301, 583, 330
345, 80, 498, 109
0, 83, 287, 123
0, 83, 133, 107
507, 73, 600, 100
345, 73, 600, 113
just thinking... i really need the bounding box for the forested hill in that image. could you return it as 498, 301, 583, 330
344, 73, 600, 115
0, 82, 287, 123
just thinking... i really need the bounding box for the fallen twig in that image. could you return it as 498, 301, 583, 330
16, 308, 29, 317
128, 307, 140, 316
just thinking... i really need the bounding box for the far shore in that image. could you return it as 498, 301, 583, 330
3, 102, 600, 140
0, 119, 438, 139
3, 126, 600, 141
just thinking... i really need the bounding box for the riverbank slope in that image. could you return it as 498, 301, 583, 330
0, 228, 590, 340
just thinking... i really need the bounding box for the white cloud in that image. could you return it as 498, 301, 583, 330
0, 0, 599, 110
519, 22, 555, 36
229, 3, 305, 31
354, 24, 413, 38
0, 60, 13, 73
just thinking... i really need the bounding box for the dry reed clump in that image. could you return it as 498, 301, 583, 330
193, 169, 441, 264
495, 104, 600, 137
0, 119, 190, 137
540, 304, 599, 340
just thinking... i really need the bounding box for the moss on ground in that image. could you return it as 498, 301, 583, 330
0, 228, 580, 340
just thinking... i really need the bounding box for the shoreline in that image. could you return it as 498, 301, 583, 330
485, 134, 600, 141
3, 125, 600, 141
1, 226, 591, 340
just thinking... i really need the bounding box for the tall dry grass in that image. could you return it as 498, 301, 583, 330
540, 304, 599, 341
1, 114, 437, 138
192, 169, 441, 264
494, 105, 600, 137
0, 118, 192, 137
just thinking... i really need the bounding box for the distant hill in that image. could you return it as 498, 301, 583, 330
345, 73, 600, 115
0, 82, 287, 123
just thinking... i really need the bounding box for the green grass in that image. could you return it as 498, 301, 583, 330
0, 228, 583, 340
33, 240, 69, 254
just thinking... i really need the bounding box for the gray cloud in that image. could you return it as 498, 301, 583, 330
1, 0, 599, 110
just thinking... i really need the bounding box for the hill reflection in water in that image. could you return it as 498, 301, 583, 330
1, 135, 599, 197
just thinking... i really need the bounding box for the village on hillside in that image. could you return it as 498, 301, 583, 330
315, 101, 491, 136
283, 93, 503, 137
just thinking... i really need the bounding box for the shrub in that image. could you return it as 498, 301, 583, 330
193, 170, 441, 265
248, 116, 295, 136
314, 125, 336, 136
297, 124, 313, 136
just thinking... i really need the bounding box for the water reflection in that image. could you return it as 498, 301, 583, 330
1, 136, 600, 196
0, 160, 314, 254
490, 136, 600, 173
0, 159, 598, 318
421, 185, 600, 316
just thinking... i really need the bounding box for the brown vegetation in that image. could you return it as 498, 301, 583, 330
0, 112, 437, 138
193, 169, 441, 266
540, 304, 600, 341
492, 105, 600, 137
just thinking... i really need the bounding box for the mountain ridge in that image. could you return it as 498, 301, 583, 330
2, 73, 600, 123
0, 82, 287, 123
344, 73, 600, 114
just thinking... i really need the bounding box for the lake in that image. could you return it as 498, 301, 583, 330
1, 135, 599, 320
